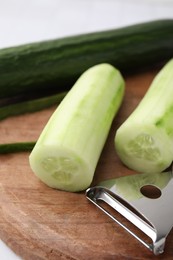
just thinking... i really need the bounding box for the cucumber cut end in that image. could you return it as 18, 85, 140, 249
115, 124, 173, 173
29, 145, 92, 192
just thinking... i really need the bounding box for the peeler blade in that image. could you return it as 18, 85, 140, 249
86, 168, 173, 255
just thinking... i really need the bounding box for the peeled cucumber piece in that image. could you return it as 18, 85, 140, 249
29, 64, 125, 192
115, 59, 173, 173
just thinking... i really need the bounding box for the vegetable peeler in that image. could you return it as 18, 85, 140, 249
86, 166, 173, 255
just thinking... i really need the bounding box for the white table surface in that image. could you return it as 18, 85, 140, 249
0, 0, 173, 259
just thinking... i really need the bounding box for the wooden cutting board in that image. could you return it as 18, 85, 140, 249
0, 68, 173, 260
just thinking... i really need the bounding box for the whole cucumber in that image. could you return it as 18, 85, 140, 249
0, 20, 173, 100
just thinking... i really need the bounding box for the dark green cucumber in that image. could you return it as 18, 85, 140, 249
0, 87, 66, 154
0, 142, 35, 154
0, 92, 67, 121
0, 19, 173, 100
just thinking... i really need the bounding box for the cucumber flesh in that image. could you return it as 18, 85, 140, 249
115, 59, 173, 173
29, 64, 125, 192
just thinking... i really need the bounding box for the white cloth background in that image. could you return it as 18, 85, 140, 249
0, 0, 173, 259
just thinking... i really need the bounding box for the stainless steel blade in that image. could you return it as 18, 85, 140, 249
86, 168, 173, 255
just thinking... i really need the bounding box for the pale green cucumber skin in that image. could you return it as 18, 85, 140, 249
29, 63, 125, 192
115, 59, 173, 173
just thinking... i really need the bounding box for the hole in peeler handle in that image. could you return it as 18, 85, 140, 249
140, 185, 162, 199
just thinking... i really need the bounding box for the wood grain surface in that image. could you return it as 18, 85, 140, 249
0, 68, 173, 260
